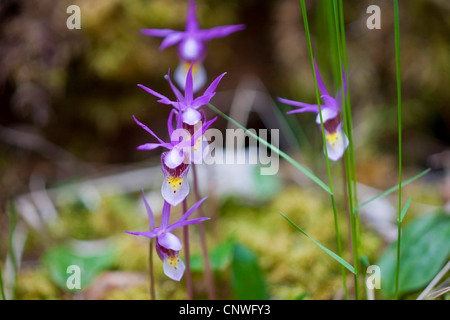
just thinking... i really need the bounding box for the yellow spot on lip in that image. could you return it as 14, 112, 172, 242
167, 176, 183, 193
168, 255, 179, 267
326, 132, 339, 147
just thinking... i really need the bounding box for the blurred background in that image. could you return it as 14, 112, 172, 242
0, 0, 448, 300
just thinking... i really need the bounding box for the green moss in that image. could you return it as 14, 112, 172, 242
216, 186, 382, 300
16, 268, 60, 300
50, 194, 146, 241
104, 285, 149, 300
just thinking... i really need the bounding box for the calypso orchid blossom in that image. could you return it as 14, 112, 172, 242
138, 63, 225, 126
126, 192, 209, 281
133, 109, 216, 168
133, 110, 216, 206
278, 59, 349, 161
141, 0, 244, 91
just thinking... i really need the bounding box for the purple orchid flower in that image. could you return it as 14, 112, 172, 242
133, 110, 217, 169
160, 152, 190, 207
141, 0, 245, 63
138, 63, 225, 126
126, 192, 209, 281
278, 59, 349, 162
141, 0, 243, 91
133, 111, 216, 206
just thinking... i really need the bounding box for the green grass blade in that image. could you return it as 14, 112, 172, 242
6, 201, 18, 300
207, 103, 332, 195
280, 212, 355, 274
399, 198, 412, 223
329, 0, 361, 298
298, 0, 347, 298
393, 0, 403, 300
0, 265, 5, 300
354, 168, 430, 212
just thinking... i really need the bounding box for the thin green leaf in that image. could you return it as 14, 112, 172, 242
7, 201, 18, 300
231, 243, 269, 300
354, 168, 430, 212
399, 197, 412, 223
0, 265, 5, 300
393, 0, 403, 300
280, 212, 355, 274
304, 0, 348, 298
207, 103, 332, 195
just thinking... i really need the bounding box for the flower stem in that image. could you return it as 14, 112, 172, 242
182, 199, 193, 300
330, 0, 361, 299
337, 0, 361, 239
341, 159, 353, 265
299, 0, 347, 299
191, 163, 216, 300
149, 239, 155, 300
393, 0, 403, 300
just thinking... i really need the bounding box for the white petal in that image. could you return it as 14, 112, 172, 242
163, 254, 185, 281
161, 175, 190, 207
316, 108, 338, 125
179, 38, 203, 61
175, 62, 207, 93
324, 130, 349, 162
182, 107, 202, 126
157, 232, 182, 251
164, 149, 184, 169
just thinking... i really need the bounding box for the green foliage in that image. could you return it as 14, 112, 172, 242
231, 243, 269, 300
190, 238, 235, 272
42, 242, 116, 292
252, 165, 282, 200
189, 238, 270, 299
377, 212, 450, 299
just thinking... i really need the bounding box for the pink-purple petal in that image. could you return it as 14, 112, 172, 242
140, 28, 177, 37
160, 200, 171, 229
167, 108, 177, 138
124, 230, 158, 238
184, 63, 194, 105
167, 217, 210, 233
141, 190, 155, 231
133, 115, 166, 144
178, 196, 207, 223
198, 24, 246, 41
321, 95, 339, 111
313, 58, 330, 98
278, 97, 319, 112
186, 0, 199, 32
202, 72, 226, 97
166, 69, 185, 102
137, 84, 174, 105
160, 32, 185, 50
136, 143, 164, 151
